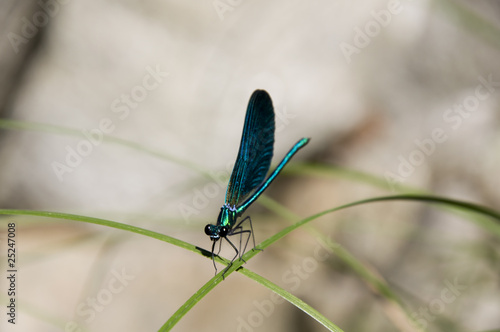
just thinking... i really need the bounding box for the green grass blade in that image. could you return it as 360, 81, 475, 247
436, 0, 500, 50
247, 194, 500, 330
261, 194, 500, 248
286, 162, 424, 193
163, 193, 500, 331
3, 192, 499, 331
159, 261, 344, 332
239, 268, 344, 332
0, 119, 208, 177
0, 209, 212, 259
158, 272, 225, 331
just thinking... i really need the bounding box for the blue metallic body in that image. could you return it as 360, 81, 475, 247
204, 90, 309, 274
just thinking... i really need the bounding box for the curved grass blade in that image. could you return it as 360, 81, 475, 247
158, 271, 225, 331
3, 193, 500, 332
30, 198, 338, 332
436, 0, 500, 50
285, 162, 424, 193
162, 194, 500, 331
255, 194, 500, 330
239, 268, 344, 332
0, 209, 219, 262
284, 163, 500, 241
258, 195, 425, 331
0, 119, 208, 177
258, 194, 500, 248
158, 261, 344, 332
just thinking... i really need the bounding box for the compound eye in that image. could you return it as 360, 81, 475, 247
204, 224, 212, 236
220, 226, 229, 237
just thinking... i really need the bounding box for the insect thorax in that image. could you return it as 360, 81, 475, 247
217, 204, 238, 228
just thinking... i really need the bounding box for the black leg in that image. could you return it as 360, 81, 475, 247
218, 216, 264, 279
221, 236, 240, 279
230, 229, 251, 262
228, 216, 262, 263
231, 216, 262, 254
211, 240, 217, 275
225, 236, 240, 263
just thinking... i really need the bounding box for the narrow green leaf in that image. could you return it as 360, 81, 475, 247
239, 268, 344, 332
0, 119, 208, 177
0, 209, 211, 259
3, 192, 499, 332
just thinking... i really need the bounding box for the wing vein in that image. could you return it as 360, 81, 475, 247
225, 90, 275, 207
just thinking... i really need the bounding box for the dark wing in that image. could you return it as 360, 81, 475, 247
225, 90, 275, 207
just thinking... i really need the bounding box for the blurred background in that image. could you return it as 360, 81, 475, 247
0, 0, 499, 331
